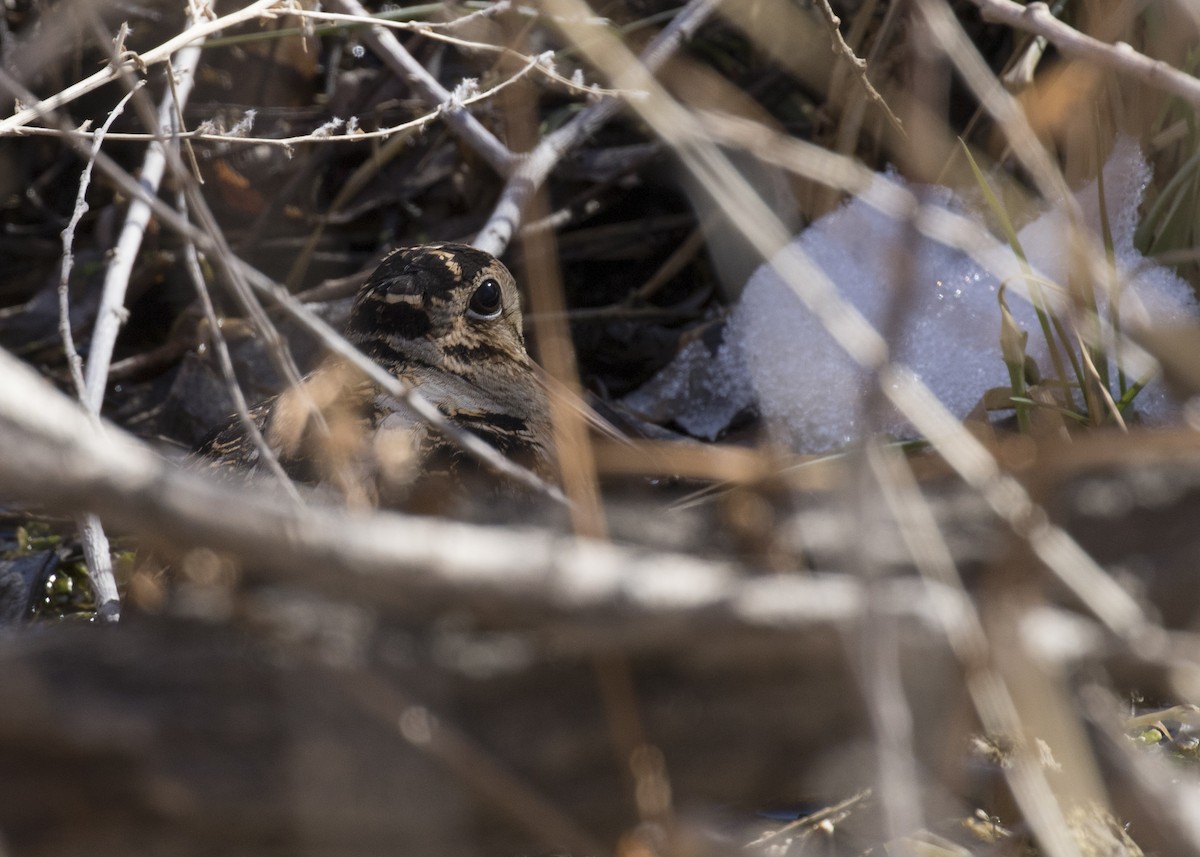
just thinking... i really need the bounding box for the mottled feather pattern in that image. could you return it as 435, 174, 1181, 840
196, 244, 555, 510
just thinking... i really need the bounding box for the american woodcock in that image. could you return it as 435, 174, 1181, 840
198, 243, 556, 510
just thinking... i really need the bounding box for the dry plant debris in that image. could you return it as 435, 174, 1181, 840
1, 1, 1200, 855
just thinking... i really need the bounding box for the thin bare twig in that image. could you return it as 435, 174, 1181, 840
324, 0, 515, 175
969, 0, 1200, 110
5, 53, 546, 148
293, 8, 627, 97
177, 190, 302, 503
57, 81, 145, 621
852, 444, 924, 842
82, 46, 202, 414
73, 33, 204, 621
866, 442, 1105, 857
811, 0, 906, 137
475, 0, 722, 256
59, 84, 142, 401
0, 0, 282, 135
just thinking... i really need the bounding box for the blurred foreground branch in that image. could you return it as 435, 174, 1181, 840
0, 342, 973, 636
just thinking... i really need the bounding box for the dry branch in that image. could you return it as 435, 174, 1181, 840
475, 0, 723, 255
970, 0, 1200, 109
1, 2, 1198, 855
0, 0, 281, 135
324, 0, 515, 176
65, 25, 209, 619
812, 0, 905, 137
83, 49, 200, 414
57, 80, 144, 619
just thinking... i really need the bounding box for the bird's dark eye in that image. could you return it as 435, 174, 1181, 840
467, 278, 503, 319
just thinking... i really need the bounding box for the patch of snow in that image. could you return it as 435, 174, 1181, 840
620, 328, 753, 441
624, 137, 1199, 453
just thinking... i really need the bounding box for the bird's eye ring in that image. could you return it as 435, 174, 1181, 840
467, 278, 503, 319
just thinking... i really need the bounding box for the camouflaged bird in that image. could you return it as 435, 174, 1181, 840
198, 243, 556, 511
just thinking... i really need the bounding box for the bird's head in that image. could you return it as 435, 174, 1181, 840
346, 243, 533, 383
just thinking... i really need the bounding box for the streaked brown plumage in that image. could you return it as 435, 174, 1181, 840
197, 243, 556, 510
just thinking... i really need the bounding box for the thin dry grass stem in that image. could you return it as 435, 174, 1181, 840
692, 110, 948, 224
879, 368, 1147, 638
103, 329, 202, 381
333, 669, 610, 857
523, 204, 607, 538
866, 443, 1096, 857
915, 0, 1072, 205
590, 438, 775, 484
630, 227, 706, 303
474, 0, 723, 256
915, 0, 1128, 323
817, 0, 906, 217
811, 0, 906, 138
851, 450, 925, 843
860, 184, 920, 425
544, 0, 1150, 641
593, 656, 671, 833
0, 0, 281, 135
324, 0, 515, 176
495, 15, 607, 537
1074, 330, 1128, 430
177, 193, 302, 504
162, 58, 204, 185
991, 596, 1119, 850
